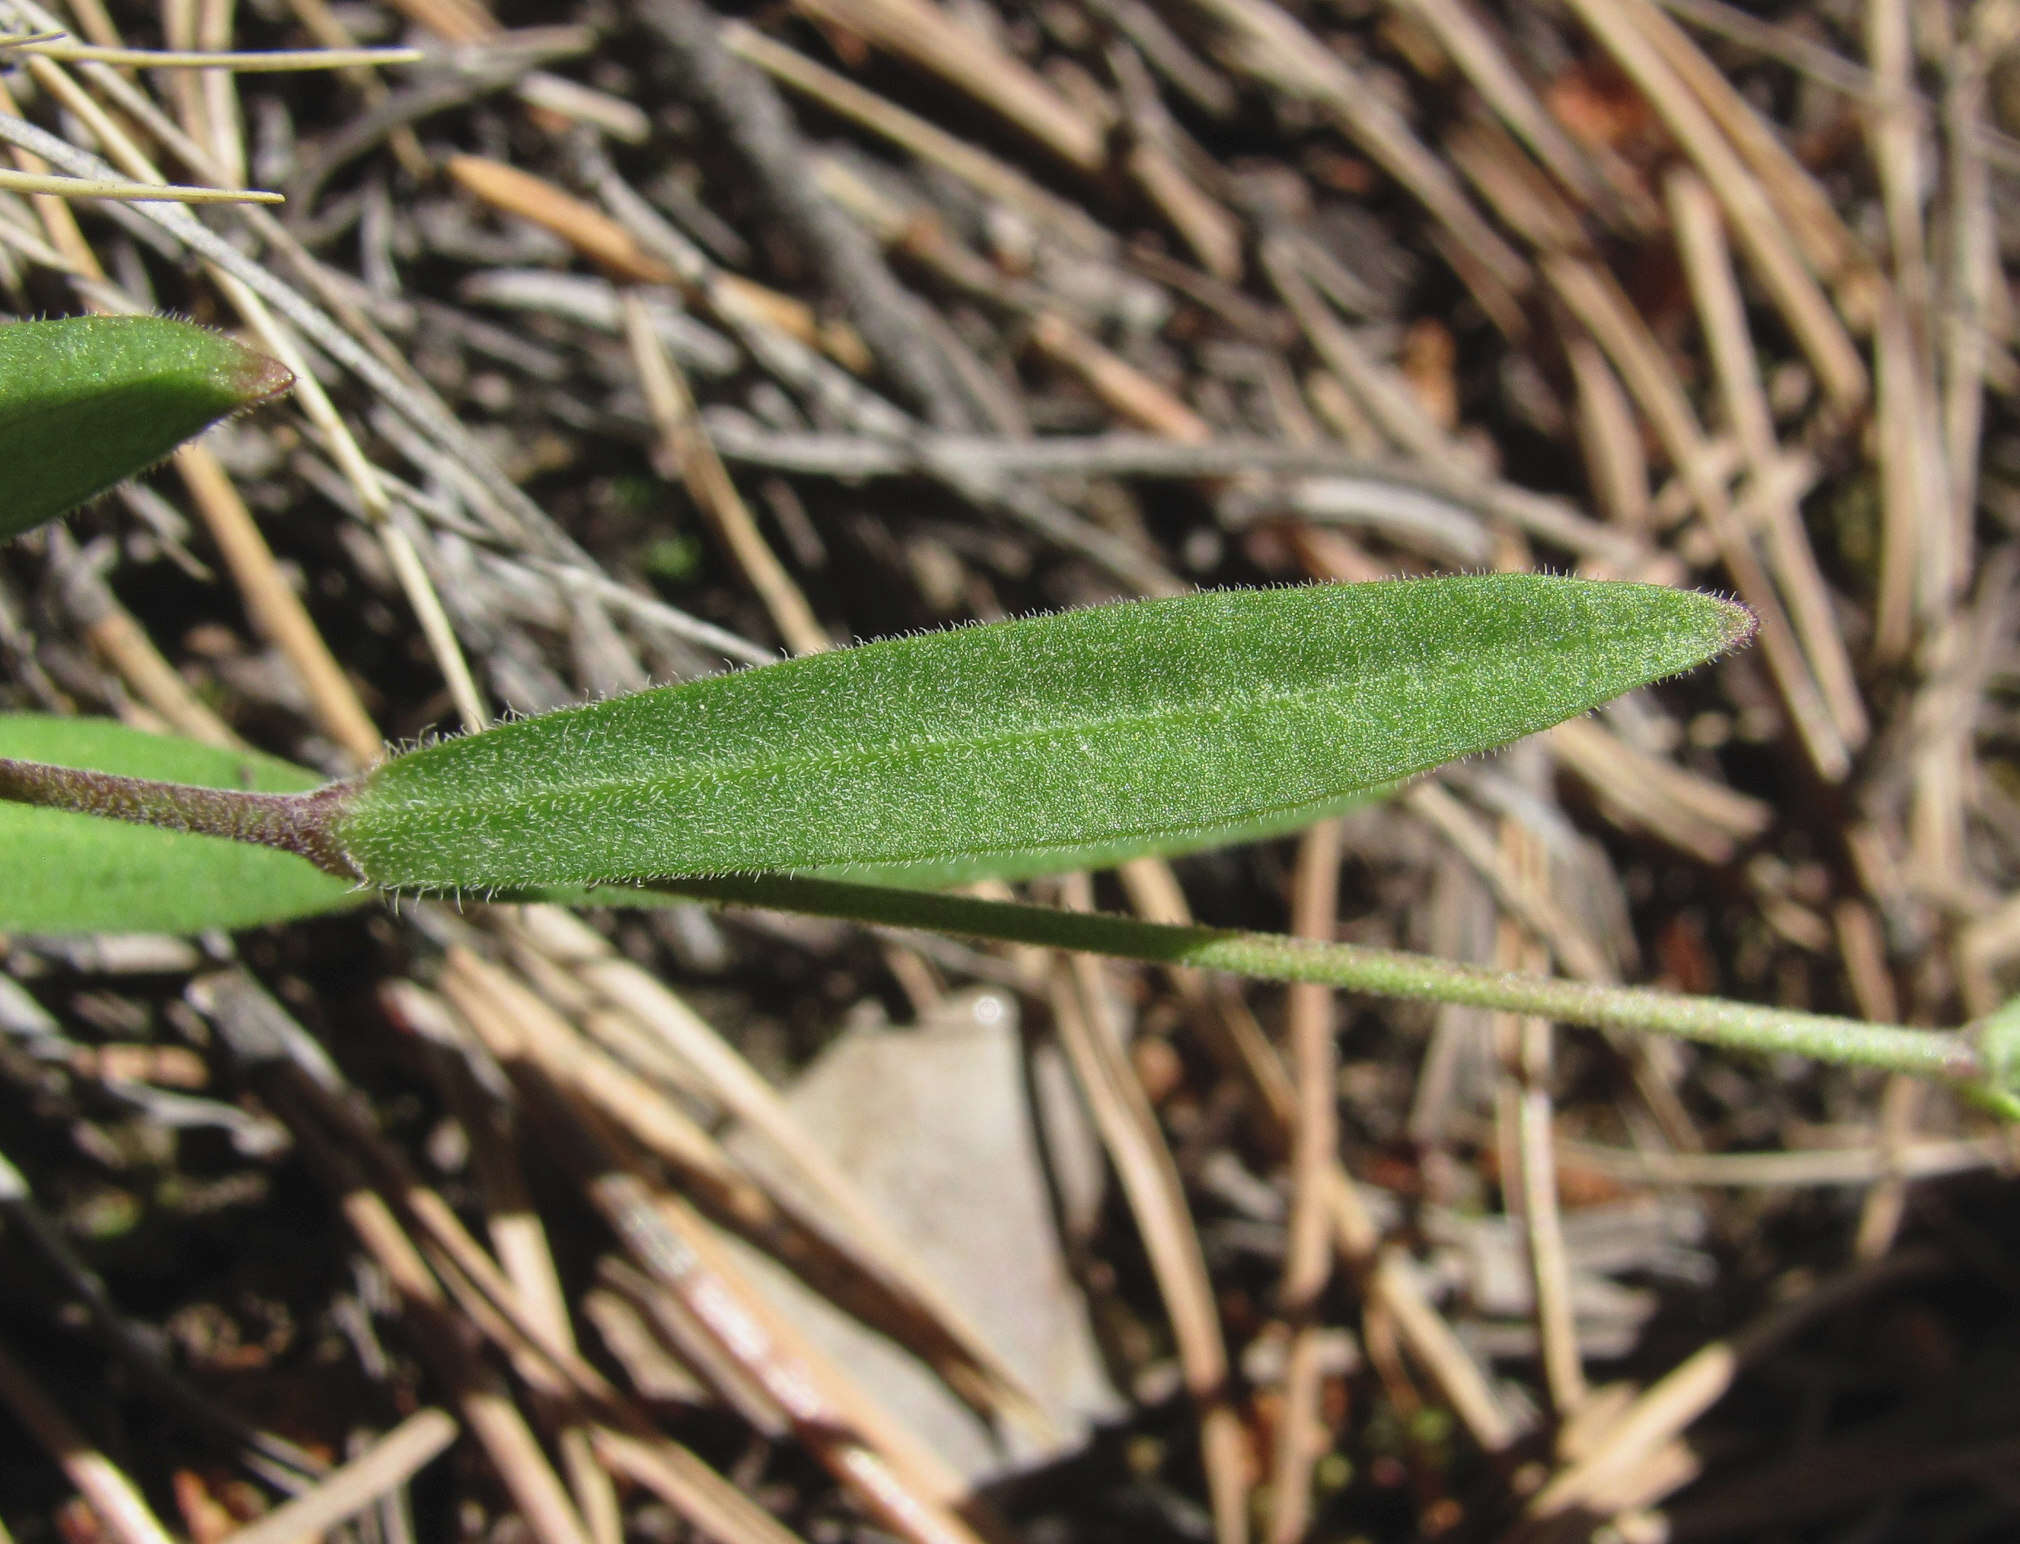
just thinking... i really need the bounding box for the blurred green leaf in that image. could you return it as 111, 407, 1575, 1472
0, 716, 363, 934
0, 315, 292, 542
333, 576, 1753, 891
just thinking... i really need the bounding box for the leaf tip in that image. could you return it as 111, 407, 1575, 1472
225, 343, 295, 409
1708, 591, 1759, 654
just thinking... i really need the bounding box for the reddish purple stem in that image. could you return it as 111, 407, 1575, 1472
0, 757, 361, 879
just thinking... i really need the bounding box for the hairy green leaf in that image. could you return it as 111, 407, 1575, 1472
0, 315, 292, 542
333, 576, 1752, 891
0, 716, 363, 934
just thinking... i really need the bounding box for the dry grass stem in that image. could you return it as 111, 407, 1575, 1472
622, 291, 830, 655
1264, 817, 1343, 1544
1494, 817, 1586, 1422
217, 1409, 459, 1544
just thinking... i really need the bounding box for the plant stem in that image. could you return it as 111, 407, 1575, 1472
0, 757, 358, 878
655, 874, 1989, 1091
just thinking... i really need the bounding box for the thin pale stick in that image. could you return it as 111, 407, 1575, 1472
1496, 818, 1586, 1419
1561, 1135, 2005, 1188
1665, 168, 1868, 748
219, 1410, 458, 1544
440, 1024, 622, 1544
214, 269, 491, 732
194, 0, 245, 223
1565, 333, 1651, 529
269, 1122, 593, 1544
1549, 718, 1771, 866
8, 36, 420, 67
589, 1428, 812, 1544
1641, 0, 1868, 285
1941, 29, 1993, 582
53, 550, 245, 749
1266, 818, 1343, 1544
0, 166, 277, 200
1387, 0, 1614, 218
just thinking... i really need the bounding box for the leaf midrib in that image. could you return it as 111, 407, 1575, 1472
356, 642, 1565, 831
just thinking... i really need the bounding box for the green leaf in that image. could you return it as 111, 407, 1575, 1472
0, 716, 363, 934
332, 575, 1753, 891
0, 315, 293, 542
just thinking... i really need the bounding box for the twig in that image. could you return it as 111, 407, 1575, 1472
1941, 24, 1994, 583
698, 331, 1187, 594
285, 41, 572, 210
793, 0, 1103, 170
589, 1428, 813, 1544
49, 536, 245, 749
1541, 251, 1853, 781
1386, 0, 1615, 221
232, 287, 493, 733
1638, 0, 1870, 288
1124, 863, 1520, 1459
1560, 1135, 2006, 1188
448, 154, 679, 283
1548, 717, 1771, 865
700, 425, 1663, 572
1563, 332, 1651, 529
1082, 0, 1237, 119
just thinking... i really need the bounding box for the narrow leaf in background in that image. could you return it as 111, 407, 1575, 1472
0, 717, 363, 935
332, 576, 1754, 890
0, 315, 293, 542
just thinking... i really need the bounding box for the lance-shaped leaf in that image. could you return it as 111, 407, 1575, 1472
329, 576, 1752, 891
0, 716, 363, 935
0, 315, 292, 542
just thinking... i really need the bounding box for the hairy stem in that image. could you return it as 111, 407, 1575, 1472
0, 757, 359, 879
655, 874, 1989, 1091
